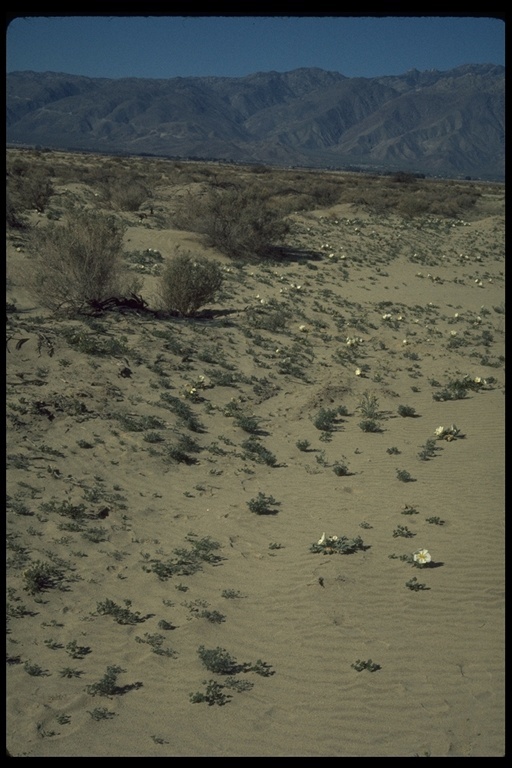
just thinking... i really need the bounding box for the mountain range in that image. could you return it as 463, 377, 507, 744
6, 64, 505, 179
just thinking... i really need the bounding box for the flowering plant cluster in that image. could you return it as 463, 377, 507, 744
413, 548, 432, 567
346, 336, 363, 348
310, 532, 367, 555
434, 424, 461, 441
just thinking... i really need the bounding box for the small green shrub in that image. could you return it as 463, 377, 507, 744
159, 249, 223, 317
359, 419, 381, 433
332, 460, 351, 477
190, 680, 231, 706
406, 577, 429, 591
351, 659, 381, 672
247, 492, 281, 515
88, 707, 117, 721
310, 534, 368, 555
397, 404, 417, 417
241, 437, 278, 467
396, 469, 415, 482
313, 407, 339, 432
85, 665, 126, 696
197, 645, 239, 674
393, 525, 415, 538
23, 561, 64, 595
96, 598, 145, 625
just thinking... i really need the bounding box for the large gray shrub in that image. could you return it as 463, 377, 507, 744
29, 211, 133, 314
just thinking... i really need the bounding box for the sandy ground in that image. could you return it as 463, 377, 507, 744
6, 155, 505, 756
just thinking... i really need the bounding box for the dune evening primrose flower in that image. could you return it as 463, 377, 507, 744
413, 549, 432, 566
355, 368, 362, 376
318, 532, 327, 545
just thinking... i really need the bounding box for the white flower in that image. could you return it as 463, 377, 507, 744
474, 377, 482, 384
299, 324, 308, 332
318, 532, 326, 545
435, 426, 446, 436
413, 549, 432, 566
355, 368, 362, 376
330, 535, 338, 542
450, 330, 457, 336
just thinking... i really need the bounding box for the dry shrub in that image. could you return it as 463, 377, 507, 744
28, 211, 135, 314
6, 159, 54, 224
173, 186, 289, 260
159, 249, 223, 316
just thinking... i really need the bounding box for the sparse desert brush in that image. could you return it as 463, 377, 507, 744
173, 186, 289, 260
28, 211, 136, 314
98, 174, 151, 212
7, 159, 54, 223
159, 249, 223, 317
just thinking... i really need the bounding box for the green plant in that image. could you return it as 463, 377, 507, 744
310, 533, 368, 555
235, 413, 262, 434
96, 598, 145, 625
247, 492, 281, 515
351, 659, 381, 672
142, 535, 222, 581
418, 438, 439, 461
44, 639, 64, 650
59, 667, 83, 679
249, 659, 275, 677
313, 407, 339, 432
65, 640, 92, 659
359, 419, 381, 433
393, 525, 416, 538
401, 504, 419, 515
396, 469, 415, 482
296, 439, 311, 452
28, 211, 136, 314
87, 707, 117, 721
357, 391, 380, 419
333, 460, 350, 477
221, 589, 244, 599
199, 609, 226, 624
190, 680, 231, 706
135, 633, 176, 657
159, 249, 223, 317
398, 405, 418, 417
156, 619, 174, 631
85, 665, 127, 696
23, 560, 64, 595
426, 516, 445, 526
386, 446, 401, 455
24, 661, 49, 677
406, 577, 429, 591
197, 645, 240, 675
241, 437, 278, 467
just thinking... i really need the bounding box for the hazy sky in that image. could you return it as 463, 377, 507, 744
6, 14, 505, 80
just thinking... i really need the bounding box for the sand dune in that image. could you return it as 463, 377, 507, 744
6, 152, 504, 756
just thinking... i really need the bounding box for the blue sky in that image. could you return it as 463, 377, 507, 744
6, 14, 505, 80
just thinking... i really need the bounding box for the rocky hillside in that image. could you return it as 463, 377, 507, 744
6, 64, 504, 179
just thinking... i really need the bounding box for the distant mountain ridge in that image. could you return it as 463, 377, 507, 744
6, 64, 504, 178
